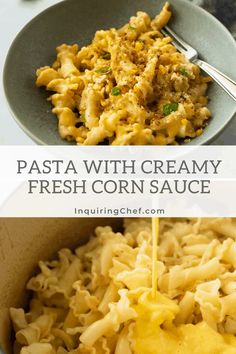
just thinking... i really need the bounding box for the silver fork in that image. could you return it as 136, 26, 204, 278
161, 26, 236, 102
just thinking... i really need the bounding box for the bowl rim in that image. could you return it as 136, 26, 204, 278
3, 0, 236, 146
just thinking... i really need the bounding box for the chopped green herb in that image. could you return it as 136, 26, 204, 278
163, 102, 179, 116
111, 87, 121, 96
80, 114, 86, 122
101, 52, 111, 60
96, 66, 111, 74
179, 67, 188, 76
138, 39, 145, 43
128, 25, 136, 31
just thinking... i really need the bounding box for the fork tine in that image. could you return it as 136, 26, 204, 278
162, 26, 198, 61
161, 28, 186, 54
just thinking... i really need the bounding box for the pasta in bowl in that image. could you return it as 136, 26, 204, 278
36, 3, 211, 146
10, 218, 236, 354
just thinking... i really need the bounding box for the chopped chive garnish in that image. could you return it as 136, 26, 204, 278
163, 102, 179, 116
137, 39, 145, 43
128, 25, 136, 30
80, 114, 86, 122
95, 66, 111, 74
101, 52, 111, 60
179, 67, 188, 76
111, 87, 121, 96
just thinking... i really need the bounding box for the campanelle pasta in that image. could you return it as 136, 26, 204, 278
10, 218, 236, 353
36, 3, 211, 145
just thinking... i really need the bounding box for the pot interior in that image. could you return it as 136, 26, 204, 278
0, 218, 122, 353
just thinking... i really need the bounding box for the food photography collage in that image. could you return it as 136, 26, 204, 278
0, 0, 236, 353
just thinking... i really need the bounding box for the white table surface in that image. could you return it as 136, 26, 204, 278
0, 0, 235, 145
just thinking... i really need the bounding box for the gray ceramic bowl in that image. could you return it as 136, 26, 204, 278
3, 0, 236, 145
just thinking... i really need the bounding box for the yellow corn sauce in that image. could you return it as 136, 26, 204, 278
132, 218, 236, 354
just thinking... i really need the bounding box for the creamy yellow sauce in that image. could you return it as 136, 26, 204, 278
132, 289, 236, 354
132, 219, 236, 354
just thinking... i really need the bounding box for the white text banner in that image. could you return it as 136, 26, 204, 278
0, 146, 235, 217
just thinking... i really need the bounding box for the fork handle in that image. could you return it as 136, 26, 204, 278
194, 59, 236, 102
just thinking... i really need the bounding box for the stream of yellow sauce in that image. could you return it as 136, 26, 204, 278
132, 218, 236, 354
151, 218, 159, 299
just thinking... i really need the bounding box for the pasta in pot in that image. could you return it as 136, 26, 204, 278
10, 218, 236, 353
36, 3, 211, 146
